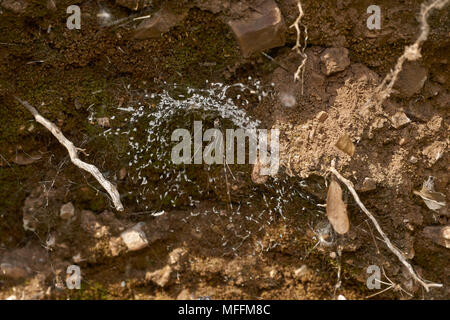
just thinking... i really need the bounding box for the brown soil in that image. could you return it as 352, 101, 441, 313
0, 0, 448, 300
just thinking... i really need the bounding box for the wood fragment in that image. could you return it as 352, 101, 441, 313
326, 179, 350, 234
15, 97, 124, 211
329, 162, 442, 292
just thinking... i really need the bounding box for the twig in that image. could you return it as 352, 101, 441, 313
329, 162, 442, 292
261, 52, 290, 73
374, 0, 449, 105
365, 219, 381, 255
290, 0, 308, 94
366, 267, 412, 299
15, 97, 124, 211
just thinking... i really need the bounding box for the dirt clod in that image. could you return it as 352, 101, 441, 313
120, 223, 149, 251
320, 47, 350, 75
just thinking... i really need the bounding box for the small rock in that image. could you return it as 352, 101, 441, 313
168, 248, 187, 265
408, 156, 418, 164
390, 112, 411, 129
60, 202, 75, 220
1, 0, 28, 13
177, 289, 192, 300
228, 0, 286, 57
119, 167, 127, 180
426, 115, 442, 133
23, 215, 36, 232
120, 223, 148, 251
269, 269, 278, 279
423, 225, 450, 249
134, 7, 188, 39
422, 141, 446, 165
0, 262, 29, 279
46, 0, 56, 11
316, 111, 328, 123
294, 265, 308, 279
72, 253, 83, 263
320, 47, 350, 75
393, 62, 427, 98
337, 295, 347, 300
145, 265, 172, 287
96, 117, 110, 128
335, 134, 355, 157
109, 237, 126, 257
361, 178, 376, 192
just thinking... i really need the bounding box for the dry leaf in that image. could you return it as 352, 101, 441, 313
335, 134, 355, 156
11, 153, 41, 166
413, 177, 446, 212
326, 179, 350, 234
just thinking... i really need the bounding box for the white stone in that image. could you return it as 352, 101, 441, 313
120, 223, 148, 251
60, 202, 75, 220
294, 265, 308, 279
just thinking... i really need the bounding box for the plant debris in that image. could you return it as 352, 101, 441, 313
326, 179, 349, 235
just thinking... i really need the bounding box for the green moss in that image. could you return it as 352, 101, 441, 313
66, 282, 112, 300
163, 9, 240, 86
0, 167, 35, 244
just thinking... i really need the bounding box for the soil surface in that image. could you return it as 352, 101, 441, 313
0, 0, 448, 300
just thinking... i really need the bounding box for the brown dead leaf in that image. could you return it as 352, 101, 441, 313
11, 153, 41, 166
335, 134, 355, 156
326, 179, 350, 234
